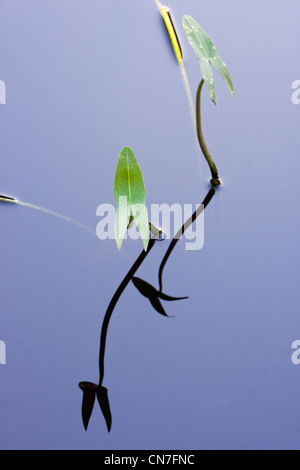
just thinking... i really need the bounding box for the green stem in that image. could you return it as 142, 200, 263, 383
196, 79, 221, 186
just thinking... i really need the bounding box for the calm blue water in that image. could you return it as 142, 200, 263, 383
0, 0, 299, 450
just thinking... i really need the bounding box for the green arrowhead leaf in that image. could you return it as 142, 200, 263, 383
114, 147, 150, 251
115, 202, 131, 250
182, 15, 235, 104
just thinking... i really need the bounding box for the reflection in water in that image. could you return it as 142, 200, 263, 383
79, 239, 156, 432
97, 239, 156, 389
158, 188, 215, 291
0, 194, 96, 236
78, 382, 112, 433
79, 188, 215, 432
132, 277, 188, 317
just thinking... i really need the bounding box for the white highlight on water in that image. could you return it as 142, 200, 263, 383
179, 62, 196, 127
153, 0, 163, 9
15, 200, 96, 236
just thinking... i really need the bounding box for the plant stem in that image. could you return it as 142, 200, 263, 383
98, 239, 156, 387
158, 187, 215, 291
196, 79, 221, 186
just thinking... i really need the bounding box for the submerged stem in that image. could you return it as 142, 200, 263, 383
196, 79, 221, 186
158, 187, 215, 292
98, 239, 156, 387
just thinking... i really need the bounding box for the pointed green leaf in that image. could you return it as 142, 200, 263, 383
210, 54, 234, 100
114, 147, 149, 251
199, 57, 216, 104
182, 15, 235, 103
114, 147, 146, 205
131, 203, 150, 251
115, 202, 131, 250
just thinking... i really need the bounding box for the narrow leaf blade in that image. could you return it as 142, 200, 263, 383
115, 202, 130, 250
131, 203, 150, 251
114, 147, 146, 206
210, 55, 235, 100
132, 277, 156, 298
97, 386, 112, 432
158, 291, 189, 301
199, 57, 216, 104
78, 382, 98, 431
132, 277, 181, 317
183, 15, 216, 58
182, 14, 234, 101
149, 296, 169, 317
114, 147, 147, 250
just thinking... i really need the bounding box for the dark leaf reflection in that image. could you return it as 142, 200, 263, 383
132, 277, 188, 317
78, 382, 112, 432
78, 382, 97, 431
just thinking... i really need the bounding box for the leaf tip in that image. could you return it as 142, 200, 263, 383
116, 239, 123, 251
78, 381, 98, 431
142, 238, 150, 252
121, 145, 132, 154
97, 386, 112, 433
